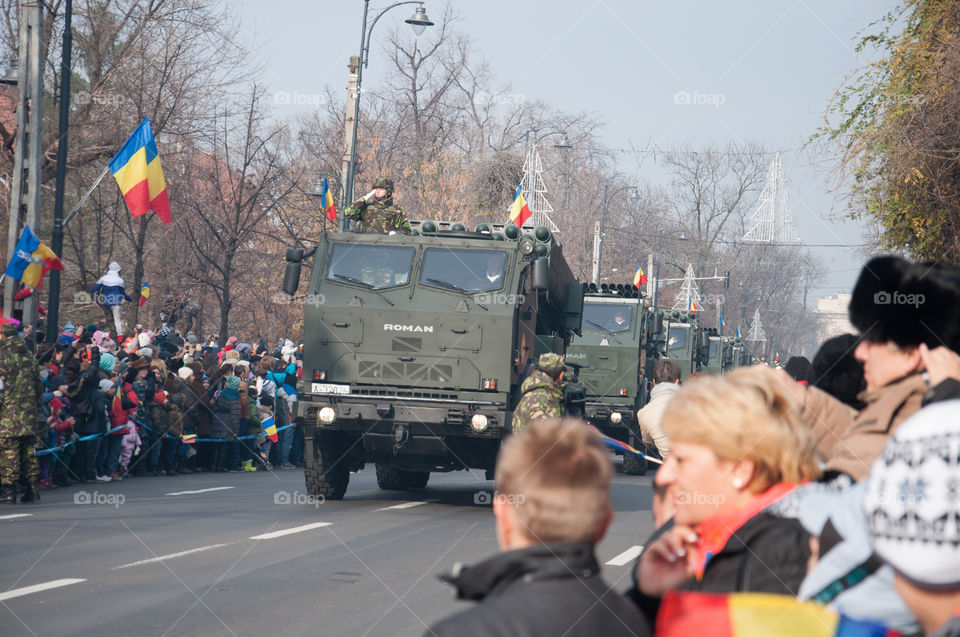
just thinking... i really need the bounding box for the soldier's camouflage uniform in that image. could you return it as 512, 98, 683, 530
511, 354, 566, 433
344, 177, 411, 234
0, 323, 42, 501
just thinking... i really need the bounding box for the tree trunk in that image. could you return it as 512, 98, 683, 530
130, 216, 150, 329
218, 252, 234, 347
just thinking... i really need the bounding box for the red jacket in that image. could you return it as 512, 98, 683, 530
109, 382, 138, 432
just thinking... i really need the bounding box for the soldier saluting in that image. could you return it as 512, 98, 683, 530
345, 176, 411, 234
512, 353, 566, 433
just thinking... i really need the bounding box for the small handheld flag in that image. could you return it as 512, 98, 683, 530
508, 184, 532, 227
633, 262, 648, 288
4, 225, 63, 289
138, 281, 151, 307
181, 433, 197, 444
321, 178, 337, 222
108, 117, 172, 225
260, 415, 278, 443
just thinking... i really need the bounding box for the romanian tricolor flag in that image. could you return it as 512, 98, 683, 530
633, 262, 648, 288
719, 314, 725, 327
181, 433, 197, 444
656, 591, 899, 637
4, 225, 63, 289
260, 415, 278, 443
688, 295, 697, 314
321, 178, 337, 222
508, 184, 532, 227
108, 118, 172, 225
736, 327, 741, 339
138, 281, 151, 307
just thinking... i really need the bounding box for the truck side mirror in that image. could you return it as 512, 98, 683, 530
282, 247, 304, 297
532, 257, 548, 291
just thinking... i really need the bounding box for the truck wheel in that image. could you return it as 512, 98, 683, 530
376, 463, 430, 490
305, 438, 349, 500
623, 435, 647, 476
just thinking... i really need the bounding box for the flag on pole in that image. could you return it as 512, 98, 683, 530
508, 184, 532, 227
736, 327, 742, 339
4, 225, 63, 289
138, 281, 151, 307
633, 262, 648, 288
720, 314, 725, 327
321, 178, 337, 222
260, 415, 278, 443
108, 117, 172, 225
688, 295, 696, 314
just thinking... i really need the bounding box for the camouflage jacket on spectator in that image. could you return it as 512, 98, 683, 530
344, 196, 411, 234
0, 324, 42, 437
511, 369, 564, 433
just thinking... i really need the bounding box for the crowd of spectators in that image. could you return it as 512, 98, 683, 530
30, 324, 305, 488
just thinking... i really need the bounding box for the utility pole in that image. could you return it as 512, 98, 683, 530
47, 0, 73, 343
338, 55, 359, 228
4, 2, 44, 334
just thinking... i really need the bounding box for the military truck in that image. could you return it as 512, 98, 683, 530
280, 221, 583, 499
701, 328, 724, 376
565, 283, 648, 475
645, 308, 702, 382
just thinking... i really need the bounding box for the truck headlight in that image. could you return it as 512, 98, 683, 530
470, 414, 489, 432
610, 412, 623, 424
318, 407, 337, 424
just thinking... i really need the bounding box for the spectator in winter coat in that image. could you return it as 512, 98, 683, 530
630, 368, 821, 625
427, 419, 651, 637
636, 360, 682, 459
91, 262, 133, 337
211, 375, 242, 471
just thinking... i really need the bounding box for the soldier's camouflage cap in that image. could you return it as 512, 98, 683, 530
372, 176, 393, 192
537, 352, 566, 374
1, 323, 19, 337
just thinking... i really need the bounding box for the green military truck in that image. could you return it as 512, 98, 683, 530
701, 328, 723, 376
645, 308, 703, 381
565, 283, 648, 475
281, 221, 583, 499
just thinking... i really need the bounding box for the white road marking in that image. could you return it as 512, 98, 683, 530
606, 545, 645, 566
0, 578, 86, 601
249, 522, 331, 540
0, 513, 33, 520
375, 501, 432, 511
113, 543, 234, 569
164, 486, 235, 496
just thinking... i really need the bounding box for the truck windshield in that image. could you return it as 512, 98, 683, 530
583, 302, 632, 332
419, 248, 507, 293
667, 325, 688, 351
326, 243, 415, 289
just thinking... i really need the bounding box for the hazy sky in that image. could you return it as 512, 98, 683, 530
238, 0, 893, 302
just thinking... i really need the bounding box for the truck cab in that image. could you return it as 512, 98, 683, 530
281, 221, 582, 499
565, 283, 648, 474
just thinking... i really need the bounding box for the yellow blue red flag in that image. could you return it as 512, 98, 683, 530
508, 184, 532, 227
4, 225, 63, 289
261, 415, 278, 443
138, 281, 151, 307
633, 262, 648, 288
108, 117, 172, 225
321, 178, 337, 222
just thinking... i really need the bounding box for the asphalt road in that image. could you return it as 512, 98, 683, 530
0, 460, 654, 637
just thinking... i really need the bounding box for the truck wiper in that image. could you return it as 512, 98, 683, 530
584, 319, 622, 343
426, 278, 487, 310
334, 274, 395, 306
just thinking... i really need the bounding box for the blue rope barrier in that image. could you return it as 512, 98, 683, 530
36, 425, 127, 457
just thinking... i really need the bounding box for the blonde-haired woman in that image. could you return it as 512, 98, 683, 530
629, 368, 820, 622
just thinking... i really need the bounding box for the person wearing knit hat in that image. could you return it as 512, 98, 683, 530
138, 332, 152, 348
224, 349, 240, 362
99, 378, 115, 393
99, 352, 116, 374
177, 366, 194, 381
139, 347, 154, 360
863, 400, 960, 636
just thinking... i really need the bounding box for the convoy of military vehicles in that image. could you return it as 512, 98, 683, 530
281, 221, 753, 499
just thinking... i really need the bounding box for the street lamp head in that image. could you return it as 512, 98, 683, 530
628, 188, 641, 202
0, 57, 18, 86
405, 6, 434, 35
553, 131, 572, 149
307, 180, 325, 198
678, 231, 688, 241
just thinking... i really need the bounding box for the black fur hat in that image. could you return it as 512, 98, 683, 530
848, 256, 960, 350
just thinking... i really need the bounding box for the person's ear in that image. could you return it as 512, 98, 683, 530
593, 501, 614, 543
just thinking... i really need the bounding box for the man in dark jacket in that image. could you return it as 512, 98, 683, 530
426, 419, 650, 637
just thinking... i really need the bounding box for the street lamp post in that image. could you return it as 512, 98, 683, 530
341, 1, 433, 229
650, 228, 688, 310
592, 184, 639, 283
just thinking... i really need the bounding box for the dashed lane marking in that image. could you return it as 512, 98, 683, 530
606, 545, 644, 566
0, 578, 86, 601
375, 501, 434, 511
0, 513, 33, 520
249, 522, 332, 540
164, 486, 235, 496
113, 543, 235, 569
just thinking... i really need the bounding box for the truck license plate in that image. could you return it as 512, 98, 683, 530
312, 383, 351, 395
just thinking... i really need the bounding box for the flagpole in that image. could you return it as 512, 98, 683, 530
62, 165, 110, 227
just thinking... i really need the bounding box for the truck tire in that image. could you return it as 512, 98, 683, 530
376, 463, 430, 490
622, 434, 647, 476
304, 438, 349, 500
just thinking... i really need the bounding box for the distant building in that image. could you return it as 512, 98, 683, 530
814, 294, 855, 342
